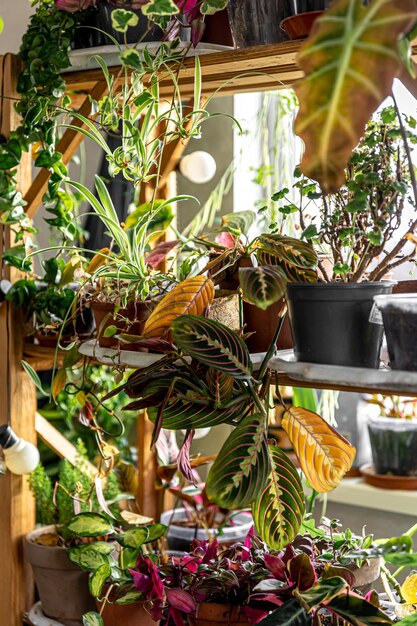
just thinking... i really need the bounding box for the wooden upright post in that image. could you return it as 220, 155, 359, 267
0, 54, 37, 626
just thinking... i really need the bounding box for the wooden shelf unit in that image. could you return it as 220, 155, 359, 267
3, 36, 417, 626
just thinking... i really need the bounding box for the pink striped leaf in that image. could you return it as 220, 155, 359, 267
205, 413, 270, 509
171, 315, 252, 380
257, 234, 318, 270
148, 396, 248, 430
252, 445, 305, 550
239, 265, 288, 311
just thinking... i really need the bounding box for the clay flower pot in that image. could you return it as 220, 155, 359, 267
24, 526, 95, 626
91, 299, 155, 349
189, 603, 250, 626
97, 598, 158, 626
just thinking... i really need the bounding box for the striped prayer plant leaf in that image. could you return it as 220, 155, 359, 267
252, 445, 305, 550
147, 396, 249, 430
205, 413, 270, 509
295, 0, 417, 193
171, 315, 253, 380
257, 234, 318, 270
205, 368, 234, 407
143, 276, 214, 339
239, 265, 288, 310
282, 407, 356, 493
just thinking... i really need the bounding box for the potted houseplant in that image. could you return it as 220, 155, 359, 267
364, 395, 417, 481
25, 450, 121, 626
373, 293, 417, 372
226, 0, 329, 48
274, 106, 417, 368
67, 511, 167, 626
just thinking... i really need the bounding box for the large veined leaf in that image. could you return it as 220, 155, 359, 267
172, 315, 253, 380
143, 276, 214, 339
206, 413, 270, 509
148, 396, 248, 430
257, 234, 318, 270
257, 599, 311, 626
252, 445, 305, 550
205, 368, 234, 407
67, 513, 114, 537
326, 592, 393, 625
239, 266, 288, 310
295, 0, 417, 193
282, 407, 356, 493
220, 210, 256, 236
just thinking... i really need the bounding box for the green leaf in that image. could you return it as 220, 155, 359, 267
397, 616, 417, 625
121, 527, 149, 548
295, 0, 417, 193
0, 153, 19, 170
103, 325, 118, 338
68, 546, 110, 572
67, 513, 114, 538
21, 360, 48, 396
83, 612, 104, 626
239, 265, 287, 311
172, 315, 253, 380
252, 445, 305, 550
326, 592, 393, 625
220, 210, 256, 236
148, 396, 247, 430
201, 0, 228, 15
111, 9, 139, 33
89, 562, 111, 598
257, 599, 311, 626
257, 234, 317, 270
121, 49, 144, 71
115, 590, 144, 605
142, 0, 179, 19
206, 413, 270, 509
146, 523, 167, 542
300, 577, 348, 608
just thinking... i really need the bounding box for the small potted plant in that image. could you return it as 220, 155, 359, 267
364, 395, 417, 480
25, 448, 122, 626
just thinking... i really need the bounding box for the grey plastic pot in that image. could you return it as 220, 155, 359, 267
160, 509, 253, 552
24, 526, 95, 626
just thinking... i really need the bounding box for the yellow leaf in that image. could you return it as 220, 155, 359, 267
86, 248, 110, 275
120, 510, 154, 525
143, 276, 215, 339
401, 574, 417, 605
52, 369, 67, 400
282, 406, 355, 493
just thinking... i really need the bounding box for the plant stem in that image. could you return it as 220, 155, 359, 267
257, 309, 287, 381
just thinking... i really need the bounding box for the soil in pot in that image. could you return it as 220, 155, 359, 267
367, 416, 417, 476
209, 290, 240, 332
286, 282, 395, 368
91, 299, 155, 349
160, 509, 253, 552
189, 603, 250, 626
374, 294, 417, 371
24, 526, 95, 626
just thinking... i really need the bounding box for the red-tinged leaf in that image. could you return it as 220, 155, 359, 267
117, 336, 176, 352
239, 265, 288, 311
289, 553, 318, 592
242, 607, 270, 624
78, 401, 94, 427
216, 231, 237, 248
130, 570, 152, 594
177, 429, 197, 484
156, 428, 180, 466
165, 588, 197, 614
94, 476, 116, 520
146, 240, 178, 269
167, 607, 187, 626
264, 553, 287, 581
325, 590, 393, 625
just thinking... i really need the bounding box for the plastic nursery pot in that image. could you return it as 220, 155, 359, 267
286, 281, 395, 368
367, 416, 417, 476
71, 6, 108, 50
160, 509, 253, 552
91, 299, 155, 350
374, 294, 417, 371
189, 603, 250, 626
24, 526, 95, 626
97, 1, 167, 45
227, 0, 328, 48
97, 598, 158, 626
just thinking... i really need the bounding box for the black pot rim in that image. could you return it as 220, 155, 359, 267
286, 281, 396, 289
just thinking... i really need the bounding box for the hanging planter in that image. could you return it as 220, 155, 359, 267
286, 282, 395, 368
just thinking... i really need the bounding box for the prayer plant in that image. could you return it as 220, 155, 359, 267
105, 274, 356, 549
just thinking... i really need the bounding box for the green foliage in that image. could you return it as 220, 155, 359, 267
28, 464, 55, 526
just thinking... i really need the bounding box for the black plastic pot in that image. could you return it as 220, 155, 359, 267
368, 416, 417, 476
227, 0, 328, 47
286, 282, 395, 368
374, 294, 417, 371
71, 7, 107, 49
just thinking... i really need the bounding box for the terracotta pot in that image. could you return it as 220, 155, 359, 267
243, 299, 292, 353
348, 558, 381, 592
24, 526, 95, 626
91, 299, 155, 349
189, 603, 250, 626
203, 9, 234, 46
280, 10, 323, 39
209, 290, 240, 332
97, 599, 158, 626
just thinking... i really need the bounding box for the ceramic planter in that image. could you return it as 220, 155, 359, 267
368, 416, 417, 476
189, 603, 250, 626
286, 282, 395, 368
24, 526, 95, 626
160, 509, 253, 552
91, 299, 155, 349
374, 294, 417, 371
227, 0, 328, 48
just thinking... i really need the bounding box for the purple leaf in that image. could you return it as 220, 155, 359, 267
155, 428, 180, 466
244, 526, 255, 549
146, 240, 178, 269
242, 606, 269, 624
190, 18, 206, 46
177, 429, 197, 484
129, 570, 152, 594
167, 607, 187, 626
264, 554, 287, 582
166, 588, 197, 613
289, 553, 317, 592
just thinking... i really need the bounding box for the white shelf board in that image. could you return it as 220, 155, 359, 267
325, 478, 417, 517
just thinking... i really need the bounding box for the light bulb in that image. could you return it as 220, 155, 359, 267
179, 151, 217, 184
0, 425, 40, 475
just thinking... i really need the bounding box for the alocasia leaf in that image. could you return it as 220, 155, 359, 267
295, 0, 417, 192
282, 407, 356, 493
205, 413, 270, 509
